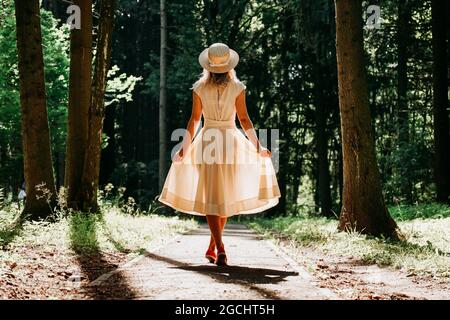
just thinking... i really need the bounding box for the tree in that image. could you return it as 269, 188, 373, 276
65, 0, 93, 210
14, 0, 57, 219
334, 0, 401, 238
159, 0, 168, 191
80, 0, 117, 212
431, 0, 450, 204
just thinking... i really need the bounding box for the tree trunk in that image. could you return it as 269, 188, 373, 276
159, 0, 168, 191
65, 0, 92, 210
334, 0, 401, 239
431, 0, 450, 204
80, 0, 116, 212
14, 0, 57, 219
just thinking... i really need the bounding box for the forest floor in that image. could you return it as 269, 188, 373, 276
247, 204, 450, 300
0, 204, 449, 300
0, 208, 197, 299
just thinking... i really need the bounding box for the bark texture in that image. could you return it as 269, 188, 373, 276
334, 0, 401, 238
14, 0, 57, 219
65, 0, 93, 210
80, 0, 116, 212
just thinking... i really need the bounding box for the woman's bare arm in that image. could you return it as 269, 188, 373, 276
174, 91, 202, 161
235, 90, 271, 157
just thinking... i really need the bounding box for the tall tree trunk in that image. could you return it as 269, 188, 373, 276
334, 0, 401, 239
431, 0, 450, 204
80, 0, 116, 212
14, 0, 57, 219
65, 0, 92, 210
337, 142, 343, 208
397, 0, 412, 203
159, 0, 167, 191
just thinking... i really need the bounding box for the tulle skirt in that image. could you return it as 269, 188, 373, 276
158, 122, 281, 217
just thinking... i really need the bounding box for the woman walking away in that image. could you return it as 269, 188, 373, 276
158, 43, 281, 266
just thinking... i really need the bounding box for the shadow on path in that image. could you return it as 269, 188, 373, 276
69, 213, 137, 299
143, 251, 298, 299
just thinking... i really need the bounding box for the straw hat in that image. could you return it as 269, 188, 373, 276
198, 43, 239, 73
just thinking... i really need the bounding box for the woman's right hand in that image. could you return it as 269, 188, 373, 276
259, 147, 272, 158
172, 149, 184, 162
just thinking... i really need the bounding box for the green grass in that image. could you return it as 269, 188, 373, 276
247, 203, 450, 278
390, 203, 450, 220
0, 206, 198, 260
0, 205, 23, 247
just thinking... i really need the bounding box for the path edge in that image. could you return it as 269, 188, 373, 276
263, 238, 338, 299
87, 226, 198, 287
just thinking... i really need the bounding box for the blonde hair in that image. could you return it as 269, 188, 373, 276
192, 69, 239, 89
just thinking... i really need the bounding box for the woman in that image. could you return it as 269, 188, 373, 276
158, 43, 281, 266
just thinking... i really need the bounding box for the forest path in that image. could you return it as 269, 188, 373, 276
85, 224, 336, 299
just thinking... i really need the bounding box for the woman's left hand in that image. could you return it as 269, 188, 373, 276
173, 149, 184, 162
259, 147, 272, 158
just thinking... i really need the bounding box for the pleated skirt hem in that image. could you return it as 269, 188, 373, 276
158, 186, 281, 217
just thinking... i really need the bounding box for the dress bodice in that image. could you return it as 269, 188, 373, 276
159, 77, 281, 217
193, 79, 246, 123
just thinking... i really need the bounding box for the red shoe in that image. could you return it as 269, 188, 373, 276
205, 248, 216, 263
215, 245, 227, 266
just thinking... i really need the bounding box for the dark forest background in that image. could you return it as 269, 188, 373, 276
1, 0, 449, 216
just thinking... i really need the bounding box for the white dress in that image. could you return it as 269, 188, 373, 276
158, 79, 280, 217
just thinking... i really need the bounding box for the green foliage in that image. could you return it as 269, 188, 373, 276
106, 65, 142, 106
69, 212, 100, 254
0, 0, 443, 211
0, 2, 22, 191
0, 2, 139, 199
0, 203, 22, 247
366, 0, 436, 204
389, 203, 450, 220
0, 203, 197, 263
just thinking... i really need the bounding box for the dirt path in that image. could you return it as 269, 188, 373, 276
275, 240, 450, 300
84, 224, 337, 299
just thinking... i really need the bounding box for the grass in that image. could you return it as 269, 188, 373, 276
0, 206, 198, 264
0, 204, 23, 248
390, 203, 450, 220
246, 203, 450, 279
0, 203, 198, 299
